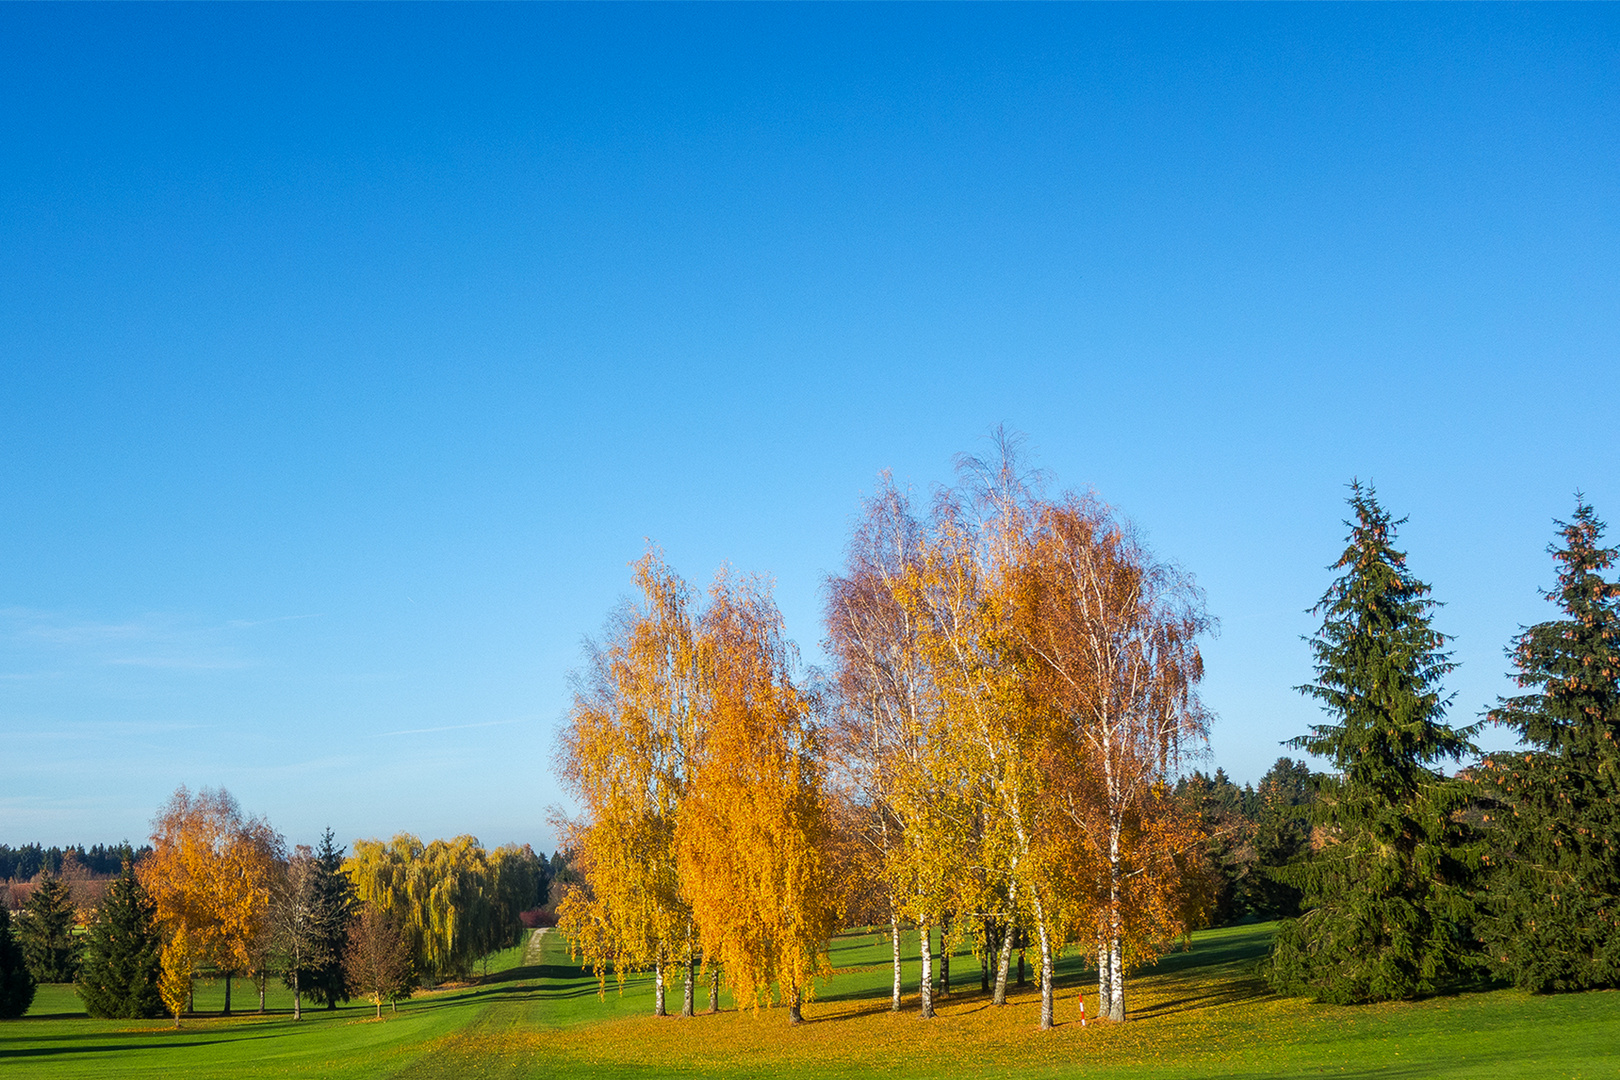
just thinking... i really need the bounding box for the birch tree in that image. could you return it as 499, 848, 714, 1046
555, 550, 704, 1015
1015, 492, 1212, 1021
679, 570, 839, 1024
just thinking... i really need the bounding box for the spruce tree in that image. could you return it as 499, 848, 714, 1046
297, 829, 358, 1008
1266, 483, 1480, 1003
76, 858, 163, 1018
1477, 500, 1620, 991
0, 905, 37, 1018
18, 872, 80, 983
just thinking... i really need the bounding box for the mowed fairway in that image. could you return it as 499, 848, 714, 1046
4, 924, 1617, 1079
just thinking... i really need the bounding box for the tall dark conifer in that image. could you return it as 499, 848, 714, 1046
299, 829, 358, 1008
76, 858, 163, 1018
18, 872, 80, 983
0, 906, 36, 1018
1477, 500, 1620, 991
1266, 483, 1480, 1003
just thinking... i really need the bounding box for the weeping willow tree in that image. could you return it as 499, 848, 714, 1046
345, 834, 535, 983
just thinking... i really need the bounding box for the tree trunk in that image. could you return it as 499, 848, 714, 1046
939, 915, 951, 997
890, 913, 903, 1011
258, 969, 266, 1013
1032, 895, 1054, 1031
293, 967, 302, 1022
654, 962, 667, 1017
1108, 934, 1124, 1022
993, 914, 1016, 1006
1107, 816, 1125, 1022
708, 967, 720, 1013
375, 994, 382, 1019
1017, 941, 1026, 987
980, 918, 991, 993
1096, 933, 1110, 1023
223, 970, 232, 1016
918, 921, 934, 1019
682, 955, 695, 1017
788, 981, 803, 1025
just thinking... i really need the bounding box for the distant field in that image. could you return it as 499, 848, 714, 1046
4, 923, 1617, 1078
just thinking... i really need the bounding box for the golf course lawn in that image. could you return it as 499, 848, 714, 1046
4, 923, 1616, 1078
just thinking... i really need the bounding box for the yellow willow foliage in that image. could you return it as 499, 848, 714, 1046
556, 549, 701, 992
345, 833, 502, 982
678, 570, 838, 1016
140, 786, 282, 979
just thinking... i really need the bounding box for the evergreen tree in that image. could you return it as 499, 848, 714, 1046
18, 872, 80, 983
298, 829, 358, 1008
1245, 758, 1314, 920
1266, 483, 1480, 1003
0, 905, 36, 1018
1477, 500, 1620, 991
76, 858, 163, 1018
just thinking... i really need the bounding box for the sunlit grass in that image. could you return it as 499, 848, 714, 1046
4, 923, 1617, 1078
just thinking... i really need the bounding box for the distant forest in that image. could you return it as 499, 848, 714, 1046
0, 844, 153, 883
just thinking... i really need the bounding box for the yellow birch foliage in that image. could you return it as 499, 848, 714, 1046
678, 570, 838, 1019
140, 786, 282, 984
555, 550, 701, 996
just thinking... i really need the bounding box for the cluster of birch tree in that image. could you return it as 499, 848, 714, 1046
557, 436, 1215, 1028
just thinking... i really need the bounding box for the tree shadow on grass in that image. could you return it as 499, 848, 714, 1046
1127, 976, 1274, 1020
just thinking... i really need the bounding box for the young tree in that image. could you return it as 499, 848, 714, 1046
269, 849, 326, 1021
76, 858, 163, 1019
1477, 500, 1620, 991
1267, 484, 1480, 1003
344, 903, 414, 1018
158, 927, 194, 1028
678, 570, 840, 1024
0, 906, 36, 1019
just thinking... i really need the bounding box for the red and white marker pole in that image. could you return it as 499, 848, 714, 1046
1079, 992, 1087, 1027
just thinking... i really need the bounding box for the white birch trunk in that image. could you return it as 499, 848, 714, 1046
1032, 894, 1055, 1030
890, 913, 903, 1011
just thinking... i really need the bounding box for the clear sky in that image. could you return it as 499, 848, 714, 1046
2, 5, 1616, 854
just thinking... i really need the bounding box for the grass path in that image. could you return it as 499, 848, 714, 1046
3, 924, 1617, 1078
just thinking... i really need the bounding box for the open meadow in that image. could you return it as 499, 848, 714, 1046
4, 923, 1616, 1079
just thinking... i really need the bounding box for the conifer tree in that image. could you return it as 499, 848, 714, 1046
1477, 500, 1620, 991
76, 858, 163, 1018
300, 829, 358, 1009
18, 871, 80, 983
1267, 483, 1480, 1003
0, 906, 36, 1018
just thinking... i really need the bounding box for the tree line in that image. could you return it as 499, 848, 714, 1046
0, 786, 551, 1023
0, 843, 153, 883
556, 437, 1620, 1026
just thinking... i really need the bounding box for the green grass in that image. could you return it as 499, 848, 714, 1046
3, 924, 1617, 1078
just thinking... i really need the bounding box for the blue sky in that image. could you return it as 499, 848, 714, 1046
2, 5, 1616, 852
